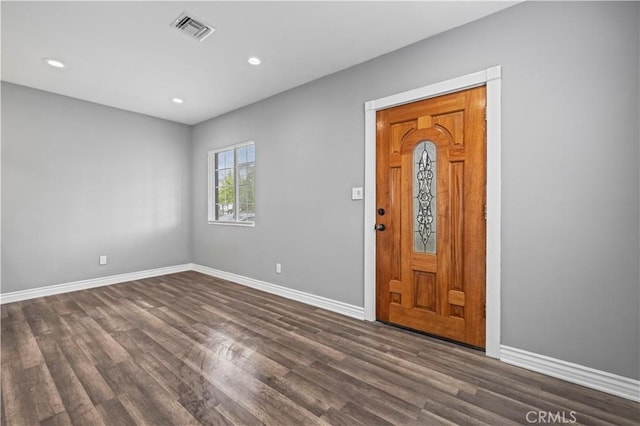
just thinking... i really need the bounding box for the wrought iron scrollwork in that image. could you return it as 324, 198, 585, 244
415, 142, 435, 250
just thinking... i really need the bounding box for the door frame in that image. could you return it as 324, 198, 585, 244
363, 66, 502, 358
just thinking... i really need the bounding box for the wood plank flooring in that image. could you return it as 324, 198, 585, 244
1, 271, 638, 425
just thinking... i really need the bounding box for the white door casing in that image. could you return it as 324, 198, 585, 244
363, 66, 502, 358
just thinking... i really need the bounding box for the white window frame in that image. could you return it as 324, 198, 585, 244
208, 141, 255, 226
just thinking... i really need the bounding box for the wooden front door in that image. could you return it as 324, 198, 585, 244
375, 86, 486, 348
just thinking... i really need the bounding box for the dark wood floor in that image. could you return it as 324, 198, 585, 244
1, 272, 638, 425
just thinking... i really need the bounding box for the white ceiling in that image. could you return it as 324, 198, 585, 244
2, 1, 517, 125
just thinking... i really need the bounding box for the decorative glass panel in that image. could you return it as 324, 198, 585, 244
413, 141, 436, 253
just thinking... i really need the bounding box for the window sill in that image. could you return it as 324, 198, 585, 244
207, 221, 255, 227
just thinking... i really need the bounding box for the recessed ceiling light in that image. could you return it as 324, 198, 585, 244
248, 57, 261, 66
43, 58, 65, 68
171, 97, 184, 104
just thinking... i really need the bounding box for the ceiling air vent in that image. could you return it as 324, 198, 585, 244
171, 11, 214, 42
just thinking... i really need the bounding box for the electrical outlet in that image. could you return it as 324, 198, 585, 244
275, 263, 282, 274
99, 255, 107, 265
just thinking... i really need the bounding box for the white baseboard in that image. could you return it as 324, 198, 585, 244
1, 262, 365, 320
191, 263, 365, 321
0, 264, 192, 304
500, 345, 640, 402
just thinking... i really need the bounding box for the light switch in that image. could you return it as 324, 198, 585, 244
352, 187, 363, 200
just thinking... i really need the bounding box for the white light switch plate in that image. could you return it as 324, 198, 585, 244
99, 255, 107, 265
351, 187, 363, 200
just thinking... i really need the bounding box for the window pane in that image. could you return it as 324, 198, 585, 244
237, 166, 247, 181
216, 187, 234, 206
215, 203, 234, 221
238, 203, 254, 222
215, 151, 223, 169
247, 144, 255, 163
237, 146, 247, 165
238, 183, 250, 204
240, 164, 254, 181
414, 141, 436, 253
215, 164, 235, 221
216, 149, 234, 170
217, 169, 233, 186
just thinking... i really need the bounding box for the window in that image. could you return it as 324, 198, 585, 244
208, 141, 255, 225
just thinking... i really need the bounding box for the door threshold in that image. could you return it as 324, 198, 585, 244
377, 320, 485, 352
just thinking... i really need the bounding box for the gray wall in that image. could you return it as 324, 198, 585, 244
192, 1, 639, 379
2, 82, 192, 292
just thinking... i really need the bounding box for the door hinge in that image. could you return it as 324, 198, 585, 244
483, 203, 487, 220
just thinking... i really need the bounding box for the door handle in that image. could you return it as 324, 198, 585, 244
375, 224, 386, 231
